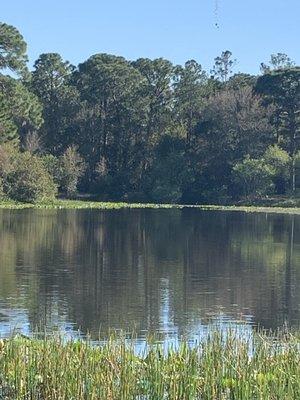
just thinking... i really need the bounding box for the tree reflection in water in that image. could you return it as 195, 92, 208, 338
0, 208, 299, 343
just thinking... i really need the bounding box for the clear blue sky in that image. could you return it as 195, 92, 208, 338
2, 0, 300, 74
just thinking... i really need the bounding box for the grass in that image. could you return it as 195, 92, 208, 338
0, 331, 300, 399
1, 198, 300, 215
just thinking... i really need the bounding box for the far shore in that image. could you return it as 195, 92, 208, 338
1, 198, 300, 215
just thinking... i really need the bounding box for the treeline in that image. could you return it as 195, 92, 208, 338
0, 22, 299, 204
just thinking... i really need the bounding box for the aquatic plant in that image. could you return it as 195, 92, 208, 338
0, 330, 299, 399
0, 198, 300, 215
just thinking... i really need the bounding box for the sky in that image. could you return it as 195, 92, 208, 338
2, 0, 300, 75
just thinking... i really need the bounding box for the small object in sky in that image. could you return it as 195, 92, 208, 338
214, 0, 220, 28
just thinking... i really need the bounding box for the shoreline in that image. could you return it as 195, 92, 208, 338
0, 199, 300, 214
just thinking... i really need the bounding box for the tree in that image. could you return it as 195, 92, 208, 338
0, 75, 43, 144
23, 131, 42, 154
0, 22, 28, 76
232, 156, 274, 198
256, 68, 300, 192
227, 73, 257, 90
0, 177, 4, 199
42, 154, 60, 183
75, 54, 149, 195
0, 143, 57, 203
146, 135, 187, 203
4, 151, 57, 203
0, 142, 19, 178
126, 57, 176, 197
294, 151, 300, 191
0, 92, 18, 144
264, 145, 291, 194
132, 58, 174, 136
191, 86, 274, 200
0, 23, 42, 146
260, 53, 295, 73
211, 50, 236, 82
31, 53, 78, 153
59, 145, 85, 198
173, 60, 209, 145
1, 21, 300, 204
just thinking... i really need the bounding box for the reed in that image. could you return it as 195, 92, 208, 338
0, 330, 299, 399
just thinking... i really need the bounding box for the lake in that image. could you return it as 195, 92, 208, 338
0, 208, 299, 342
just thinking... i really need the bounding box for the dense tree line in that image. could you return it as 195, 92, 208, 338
0, 22, 299, 203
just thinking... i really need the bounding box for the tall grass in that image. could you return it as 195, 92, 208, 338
0, 330, 299, 399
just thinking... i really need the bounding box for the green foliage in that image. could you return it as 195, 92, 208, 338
0, 331, 300, 399
0, 142, 19, 177
233, 156, 274, 198
0, 177, 4, 200
264, 144, 291, 170
264, 145, 291, 193
227, 73, 257, 90
2, 150, 57, 203
0, 22, 28, 76
42, 154, 61, 183
190, 86, 274, 201
260, 53, 295, 73
211, 50, 236, 82
31, 53, 78, 153
0, 76, 43, 145
0, 92, 18, 144
173, 60, 209, 144
256, 67, 300, 192
147, 135, 187, 203
74, 53, 149, 191
59, 145, 85, 198
41, 151, 86, 199
1, 22, 300, 204
132, 57, 174, 135
1, 200, 300, 213
294, 151, 300, 191
256, 68, 300, 155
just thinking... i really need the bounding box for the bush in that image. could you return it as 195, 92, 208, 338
0, 142, 19, 178
233, 156, 274, 198
264, 145, 291, 194
5, 152, 57, 203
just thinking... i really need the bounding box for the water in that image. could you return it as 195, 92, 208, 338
0, 208, 299, 342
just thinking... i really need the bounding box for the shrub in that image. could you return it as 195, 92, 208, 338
264, 145, 291, 194
5, 152, 57, 203
233, 156, 274, 198
0, 142, 19, 178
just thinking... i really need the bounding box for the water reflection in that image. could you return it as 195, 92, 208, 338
0, 209, 299, 341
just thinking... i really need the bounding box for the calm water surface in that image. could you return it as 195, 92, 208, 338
0, 208, 299, 342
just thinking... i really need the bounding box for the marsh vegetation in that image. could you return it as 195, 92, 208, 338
0, 330, 300, 399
